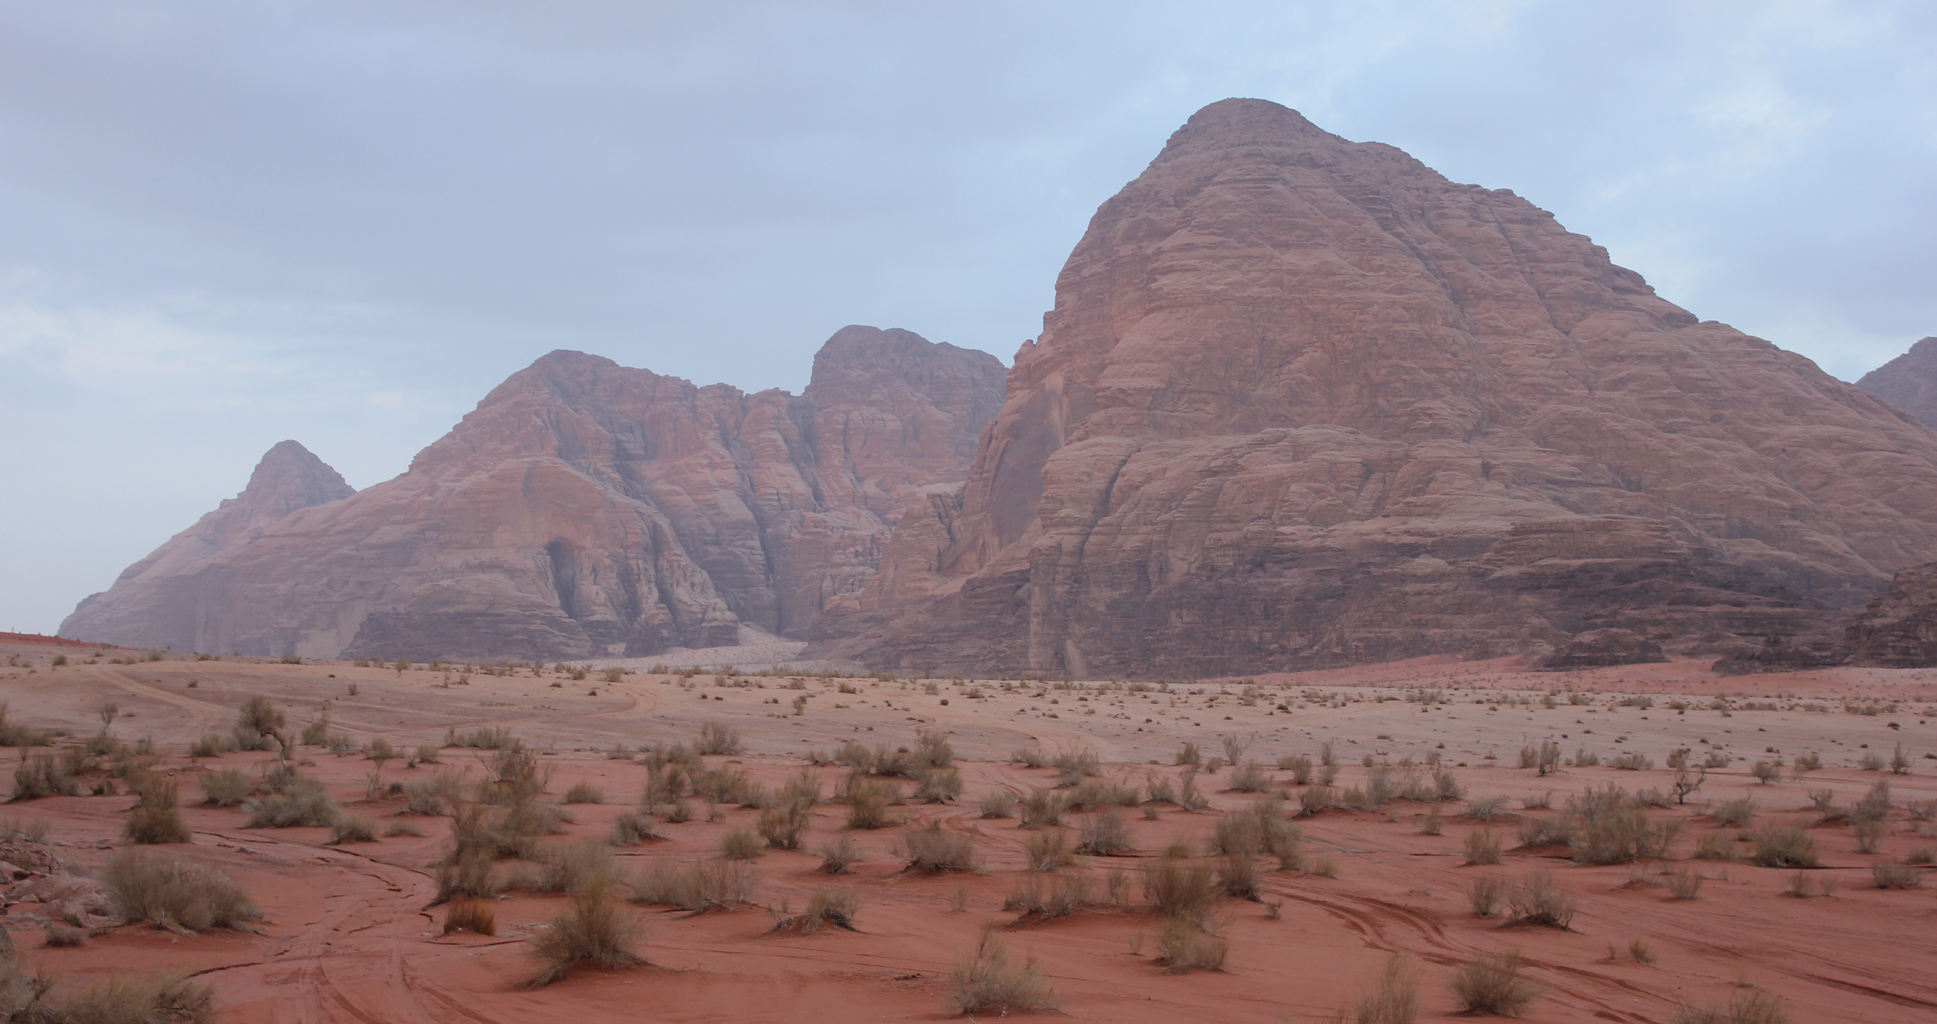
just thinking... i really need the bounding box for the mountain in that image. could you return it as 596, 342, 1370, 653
61, 326, 1005, 660
807, 98, 1937, 676
1857, 337, 1937, 429
61, 441, 356, 650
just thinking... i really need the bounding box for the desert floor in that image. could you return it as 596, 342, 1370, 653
0, 635, 1933, 1022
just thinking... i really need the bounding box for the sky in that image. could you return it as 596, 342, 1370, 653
2, 0, 1934, 634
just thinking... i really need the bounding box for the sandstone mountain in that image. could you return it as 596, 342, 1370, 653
1857, 337, 1937, 429
1833, 560, 1937, 667
810, 98, 1937, 676
61, 326, 1005, 660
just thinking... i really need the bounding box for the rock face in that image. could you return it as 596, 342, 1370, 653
812, 99, 1937, 676
1834, 560, 1937, 667
1539, 629, 1666, 670
1857, 337, 1937, 429
61, 327, 1005, 660
61, 441, 356, 651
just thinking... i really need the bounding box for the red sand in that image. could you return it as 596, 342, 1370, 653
1, 643, 1932, 1021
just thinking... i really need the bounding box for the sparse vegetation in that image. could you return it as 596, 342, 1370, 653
103, 848, 261, 932
1506, 871, 1575, 929
525, 879, 643, 988
1749, 825, 1818, 868
124, 774, 191, 845
903, 820, 980, 873
948, 933, 1054, 1016
1674, 990, 1792, 1024
1450, 950, 1537, 1016
1344, 952, 1419, 1024
1467, 874, 1507, 917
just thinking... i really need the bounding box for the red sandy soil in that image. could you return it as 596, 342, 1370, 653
0, 632, 120, 649
1, 642, 1933, 1022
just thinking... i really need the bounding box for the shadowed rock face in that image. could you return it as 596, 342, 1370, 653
61, 327, 1005, 660
1857, 337, 1937, 429
1835, 560, 1937, 667
810, 98, 1937, 676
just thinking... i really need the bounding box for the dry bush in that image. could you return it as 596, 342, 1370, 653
198, 768, 253, 807
2, 971, 216, 1024
43, 922, 86, 948
1143, 853, 1217, 920
1003, 872, 1093, 922
188, 734, 231, 759
525, 882, 644, 988
1675, 990, 1792, 1024
1715, 798, 1755, 828
1468, 795, 1509, 820
1279, 754, 1314, 784
125, 775, 190, 845
328, 813, 377, 844
757, 799, 813, 850
241, 771, 338, 828
102, 848, 260, 932
978, 788, 1018, 819
1465, 828, 1502, 865
539, 837, 617, 893
1346, 952, 1419, 1024
695, 721, 741, 756
845, 777, 897, 830
1568, 787, 1678, 864
1019, 789, 1067, 829
562, 782, 604, 804
1226, 762, 1271, 793
1023, 828, 1075, 871
12, 753, 79, 800
1872, 860, 1922, 889
818, 834, 862, 874
914, 767, 964, 803
610, 810, 660, 846
1450, 950, 1537, 1016
1052, 746, 1100, 786
1156, 917, 1227, 972
443, 897, 496, 935
1218, 853, 1260, 900
1467, 874, 1507, 917
628, 858, 756, 911
1694, 831, 1737, 861
1299, 786, 1340, 816
1506, 871, 1575, 929
915, 731, 954, 769
1308, 856, 1339, 878
1011, 745, 1047, 769
402, 771, 463, 816
948, 933, 1054, 1016
1077, 808, 1132, 855
903, 821, 980, 873
1175, 741, 1201, 767
1666, 868, 1705, 900
775, 888, 860, 933
719, 825, 763, 861
1749, 826, 1818, 868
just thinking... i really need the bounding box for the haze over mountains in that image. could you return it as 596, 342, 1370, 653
61, 99, 1937, 674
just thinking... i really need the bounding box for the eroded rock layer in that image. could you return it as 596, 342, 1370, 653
812, 99, 1937, 676
61, 326, 1004, 660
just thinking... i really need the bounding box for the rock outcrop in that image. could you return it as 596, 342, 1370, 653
1833, 560, 1937, 667
1857, 337, 1937, 430
812, 99, 1937, 676
1538, 629, 1666, 670
61, 327, 1005, 660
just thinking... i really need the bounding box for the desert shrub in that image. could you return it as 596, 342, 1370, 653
102, 848, 260, 932
628, 858, 756, 911
1175, 741, 1201, 767
447, 725, 518, 749
757, 800, 813, 850
1227, 762, 1271, 793
914, 731, 954, 769
903, 821, 979, 872
232, 696, 287, 757
324, 812, 375, 843
562, 782, 603, 804
1693, 831, 1736, 861
818, 834, 862, 874
535, 837, 617, 893
1667, 868, 1705, 900
1506, 871, 1575, 929
1218, 852, 1260, 900
443, 897, 496, 935
198, 768, 253, 807
0, 971, 216, 1024
1611, 751, 1654, 771
1346, 952, 1419, 1024
43, 921, 86, 948
1674, 990, 1791, 1024
719, 825, 763, 861
1279, 754, 1314, 784
948, 933, 1054, 1016
1010, 745, 1047, 769
11, 753, 79, 801
1077, 808, 1132, 856
1156, 917, 1227, 972
1019, 789, 1067, 829
914, 767, 964, 803
242, 771, 339, 828
1872, 860, 1922, 889
1143, 852, 1217, 920
978, 788, 1018, 818
1003, 872, 1093, 921
1023, 828, 1074, 871
525, 881, 643, 988
777, 887, 860, 933
1467, 874, 1507, 917
1052, 747, 1100, 787
1212, 799, 1301, 868
692, 766, 755, 805
695, 721, 741, 756
1451, 951, 1537, 1016
1178, 769, 1210, 811
402, 772, 463, 816
188, 734, 230, 759
124, 775, 191, 845
845, 777, 897, 829
1300, 785, 1341, 816
610, 810, 660, 846
1468, 795, 1508, 821
1715, 797, 1755, 828
1463, 827, 1503, 865
1749, 825, 1818, 868
0, 704, 49, 748
1432, 769, 1463, 803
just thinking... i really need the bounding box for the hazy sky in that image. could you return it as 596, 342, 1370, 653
3, 1, 1934, 634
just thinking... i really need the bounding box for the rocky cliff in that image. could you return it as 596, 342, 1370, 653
1834, 560, 1937, 667
1857, 337, 1937, 429
61, 326, 1004, 660
810, 99, 1937, 676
